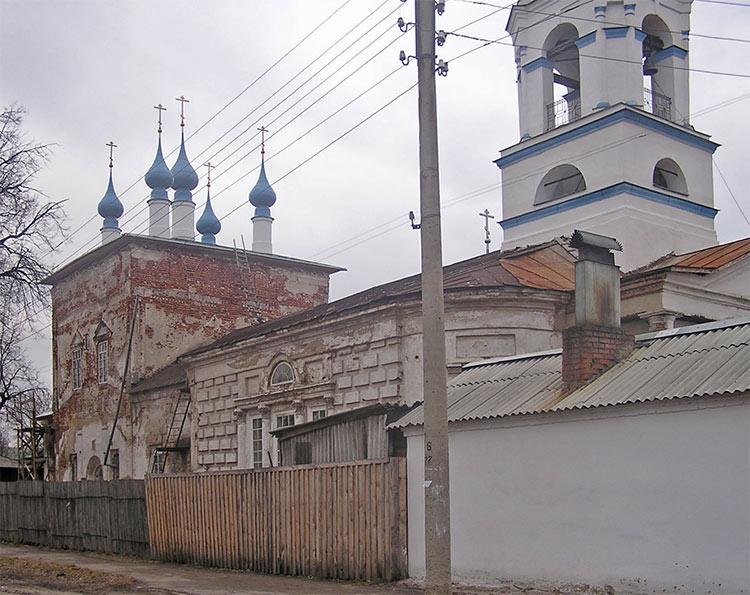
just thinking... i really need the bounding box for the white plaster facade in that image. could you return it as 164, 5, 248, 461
183, 287, 570, 472
404, 396, 750, 594
497, 0, 719, 270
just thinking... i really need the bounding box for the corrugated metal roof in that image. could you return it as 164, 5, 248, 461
392, 318, 750, 428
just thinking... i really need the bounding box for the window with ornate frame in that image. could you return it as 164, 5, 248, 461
97, 340, 108, 383
270, 361, 294, 386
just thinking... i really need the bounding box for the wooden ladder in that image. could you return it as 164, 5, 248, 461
151, 389, 191, 474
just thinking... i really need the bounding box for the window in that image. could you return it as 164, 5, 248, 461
72, 348, 83, 389
652, 158, 688, 195
251, 418, 263, 469
270, 362, 294, 386
110, 449, 119, 480
97, 341, 108, 383
275, 413, 295, 465
311, 408, 327, 421
535, 164, 586, 204
69, 454, 77, 481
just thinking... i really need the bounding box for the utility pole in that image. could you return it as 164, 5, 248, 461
415, 0, 451, 592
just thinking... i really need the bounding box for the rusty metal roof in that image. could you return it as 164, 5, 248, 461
392, 317, 750, 428
625, 237, 750, 277
182, 239, 576, 359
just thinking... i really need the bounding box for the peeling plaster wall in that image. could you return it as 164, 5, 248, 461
50, 239, 333, 480
185, 288, 570, 472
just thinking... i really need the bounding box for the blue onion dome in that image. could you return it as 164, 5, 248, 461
145, 137, 173, 198
170, 131, 199, 200
97, 171, 124, 229
248, 159, 276, 217
196, 189, 221, 244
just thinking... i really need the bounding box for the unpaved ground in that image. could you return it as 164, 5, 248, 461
0, 556, 140, 594
0, 544, 623, 595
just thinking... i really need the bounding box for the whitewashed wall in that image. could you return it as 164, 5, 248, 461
405, 396, 750, 594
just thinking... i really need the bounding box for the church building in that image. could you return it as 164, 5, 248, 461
43, 0, 747, 481
43, 110, 341, 480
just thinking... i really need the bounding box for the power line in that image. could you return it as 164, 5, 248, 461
452, 0, 750, 44
46, 0, 403, 269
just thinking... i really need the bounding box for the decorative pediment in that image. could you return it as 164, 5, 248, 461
70, 330, 86, 351
93, 319, 111, 342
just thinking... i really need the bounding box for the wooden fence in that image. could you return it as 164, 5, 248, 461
0, 479, 149, 557
145, 458, 407, 581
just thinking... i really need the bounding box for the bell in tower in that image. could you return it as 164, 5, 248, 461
495, 0, 719, 270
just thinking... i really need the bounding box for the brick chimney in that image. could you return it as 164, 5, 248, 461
563, 230, 634, 387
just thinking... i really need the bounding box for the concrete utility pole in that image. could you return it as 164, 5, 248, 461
415, 0, 451, 592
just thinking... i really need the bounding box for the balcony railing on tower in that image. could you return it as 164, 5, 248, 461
545, 88, 674, 132
546, 91, 581, 131
643, 88, 672, 121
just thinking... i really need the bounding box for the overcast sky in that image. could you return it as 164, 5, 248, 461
1, 0, 749, 386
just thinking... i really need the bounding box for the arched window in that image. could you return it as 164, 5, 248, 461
86, 455, 103, 481
652, 158, 688, 195
270, 361, 294, 386
535, 164, 586, 204
544, 24, 581, 129
642, 15, 674, 120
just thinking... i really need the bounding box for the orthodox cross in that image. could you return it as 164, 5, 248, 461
176, 95, 189, 127
154, 103, 166, 134
106, 141, 117, 169
480, 209, 494, 254
204, 162, 215, 188
258, 125, 269, 155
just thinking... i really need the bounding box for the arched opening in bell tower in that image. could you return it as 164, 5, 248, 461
543, 24, 580, 130
642, 15, 674, 120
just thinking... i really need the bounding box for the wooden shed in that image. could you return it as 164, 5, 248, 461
271, 403, 410, 466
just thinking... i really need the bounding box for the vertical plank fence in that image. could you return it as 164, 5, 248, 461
0, 480, 149, 557
145, 458, 407, 581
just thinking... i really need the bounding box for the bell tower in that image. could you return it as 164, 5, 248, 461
497, 0, 719, 270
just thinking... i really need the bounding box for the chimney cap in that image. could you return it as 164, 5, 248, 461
570, 229, 622, 252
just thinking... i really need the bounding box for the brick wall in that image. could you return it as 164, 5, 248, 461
562, 325, 634, 387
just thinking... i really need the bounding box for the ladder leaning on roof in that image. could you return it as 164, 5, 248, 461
233, 235, 264, 325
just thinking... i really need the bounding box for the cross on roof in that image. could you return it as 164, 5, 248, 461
204, 162, 215, 188
154, 103, 166, 134
479, 209, 495, 254
106, 141, 117, 169
258, 125, 269, 154
176, 95, 189, 127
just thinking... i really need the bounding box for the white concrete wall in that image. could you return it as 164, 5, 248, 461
405, 396, 750, 594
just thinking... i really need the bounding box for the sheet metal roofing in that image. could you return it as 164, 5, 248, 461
182, 239, 576, 359
626, 237, 750, 276
392, 317, 750, 428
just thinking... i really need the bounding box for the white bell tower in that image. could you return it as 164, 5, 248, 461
497, 0, 719, 269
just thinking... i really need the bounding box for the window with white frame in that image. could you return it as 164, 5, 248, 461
311, 408, 327, 421
270, 361, 294, 386
72, 348, 83, 389
97, 340, 108, 383
274, 412, 295, 465
251, 418, 264, 469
